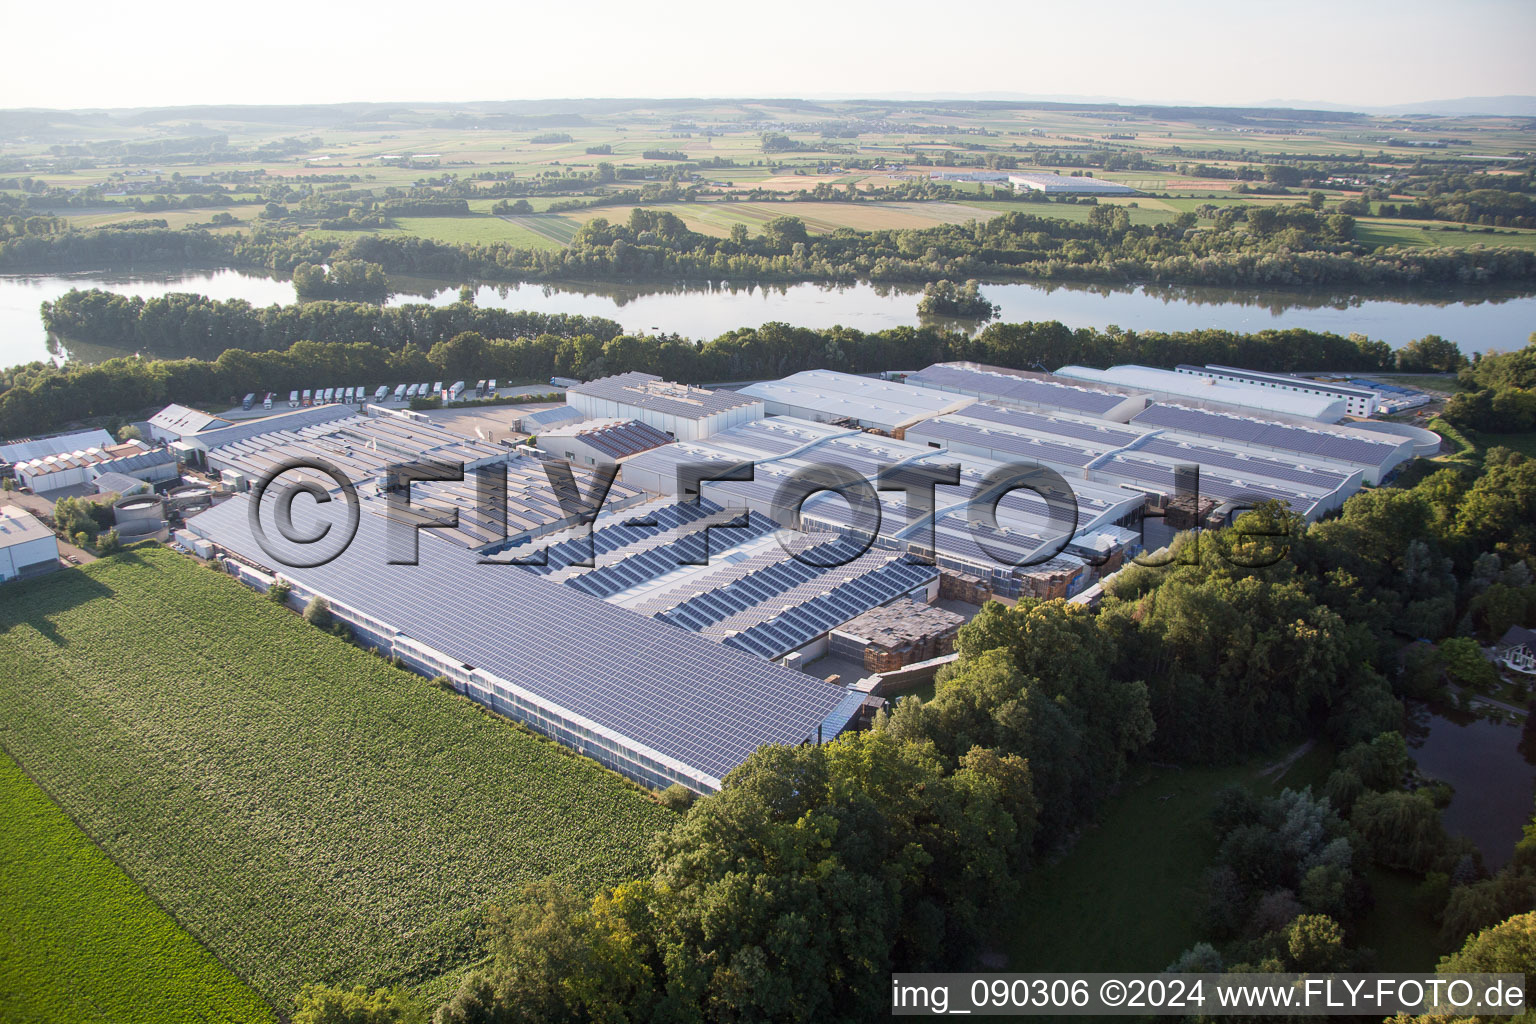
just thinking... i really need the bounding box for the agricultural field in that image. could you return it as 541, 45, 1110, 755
0, 750, 275, 1024
0, 548, 671, 1005
1354, 218, 1536, 252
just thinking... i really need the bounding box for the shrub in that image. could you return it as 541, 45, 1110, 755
303, 596, 333, 629
657, 782, 694, 812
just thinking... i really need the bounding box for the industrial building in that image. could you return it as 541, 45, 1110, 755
201, 408, 646, 554
13, 440, 178, 494
148, 404, 231, 442
906, 363, 1147, 422
0, 505, 60, 583
567, 372, 764, 440
0, 429, 114, 466
619, 415, 1146, 599
1176, 365, 1379, 418
516, 404, 585, 433
185, 490, 859, 793
1127, 404, 1412, 486
1055, 364, 1349, 422
1007, 173, 1139, 195
739, 370, 975, 435
536, 419, 675, 467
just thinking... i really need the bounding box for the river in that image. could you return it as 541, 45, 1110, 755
3, 269, 1535, 367
1407, 702, 1536, 869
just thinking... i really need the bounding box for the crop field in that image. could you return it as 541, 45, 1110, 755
0, 750, 275, 1024
0, 548, 671, 1004
1355, 219, 1536, 252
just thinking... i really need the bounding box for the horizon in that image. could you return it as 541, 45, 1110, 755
3, 0, 1533, 112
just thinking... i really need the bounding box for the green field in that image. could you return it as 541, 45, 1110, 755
1356, 219, 1536, 252
0, 750, 274, 1024
1009, 742, 1374, 972
0, 549, 670, 1005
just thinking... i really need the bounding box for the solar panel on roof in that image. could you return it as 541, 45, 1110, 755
189, 493, 845, 784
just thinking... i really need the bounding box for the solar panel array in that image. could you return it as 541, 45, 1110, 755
656, 536, 872, 630
1096, 454, 1316, 512
907, 363, 1126, 415
1135, 437, 1352, 491
573, 420, 675, 459
566, 511, 778, 598
515, 499, 729, 575
719, 556, 939, 660
958, 403, 1144, 446
189, 493, 849, 783
1131, 404, 1399, 466
911, 417, 1105, 468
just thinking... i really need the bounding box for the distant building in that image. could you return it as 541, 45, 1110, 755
1007, 173, 1139, 195
13, 440, 177, 494
567, 372, 763, 441
1055, 364, 1349, 422
538, 419, 674, 467
1497, 626, 1536, 674
148, 404, 231, 443
0, 428, 115, 466
1176, 365, 1379, 418
739, 369, 974, 436
516, 404, 584, 434
0, 505, 60, 583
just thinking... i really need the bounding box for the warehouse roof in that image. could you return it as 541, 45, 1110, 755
1008, 173, 1139, 194
739, 370, 974, 429
0, 504, 52, 546
1130, 404, 1404, 467
188, 493, 849, 787
1055, 364, 1345, 421
1185, 365, 1380, 400
0, 429, 115, 464
520, 404, 585, 430
907, 362, 1132, 416
189, 405, 357, 450
564, 420, 675, 460
149, 404, 230, 436
570, 372, 761, 419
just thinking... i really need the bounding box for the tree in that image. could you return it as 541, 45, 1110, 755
294, 984, 426, 1024
304, 596, 333, 628
1397, 334, 1467, 373
1439, 636, 1499, 690
1285, 914, 1348, 972
116, 424, 143, 441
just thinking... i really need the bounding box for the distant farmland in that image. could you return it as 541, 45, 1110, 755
0, 549, 670, 1004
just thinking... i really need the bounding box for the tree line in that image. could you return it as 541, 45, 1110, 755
4, 208, 1535, 290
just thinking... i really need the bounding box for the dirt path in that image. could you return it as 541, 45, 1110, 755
1258, 738, 1315, 783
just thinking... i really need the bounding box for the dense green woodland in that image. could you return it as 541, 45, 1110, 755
2, 210, 1534, 290
388, 446, 1536, 1023
4, 293, 1481, 440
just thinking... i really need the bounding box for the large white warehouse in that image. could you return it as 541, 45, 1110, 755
0, 505, 60, 583
1055, 364, 1348, 422
567, 373, 763, 441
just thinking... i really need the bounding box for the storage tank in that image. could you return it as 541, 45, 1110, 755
113, 493, 166, 537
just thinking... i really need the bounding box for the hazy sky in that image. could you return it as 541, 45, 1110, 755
5, 0, 1533, 111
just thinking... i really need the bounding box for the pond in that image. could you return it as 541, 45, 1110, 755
1406, 702, 1536, 869
4, 268, 1535, 367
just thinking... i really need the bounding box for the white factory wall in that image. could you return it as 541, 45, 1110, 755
0, 533, 60, 582
565, 393, 763, 441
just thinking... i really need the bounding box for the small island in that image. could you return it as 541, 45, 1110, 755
917, 278, 999, 321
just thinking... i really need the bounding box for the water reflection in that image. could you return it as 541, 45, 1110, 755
6, 268, 1536, 367
1405, 701, 1536, 868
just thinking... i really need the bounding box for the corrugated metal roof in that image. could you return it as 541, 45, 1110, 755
187, 493, 848, 785
0, 429, 115, 464
571, 372, 761, 419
